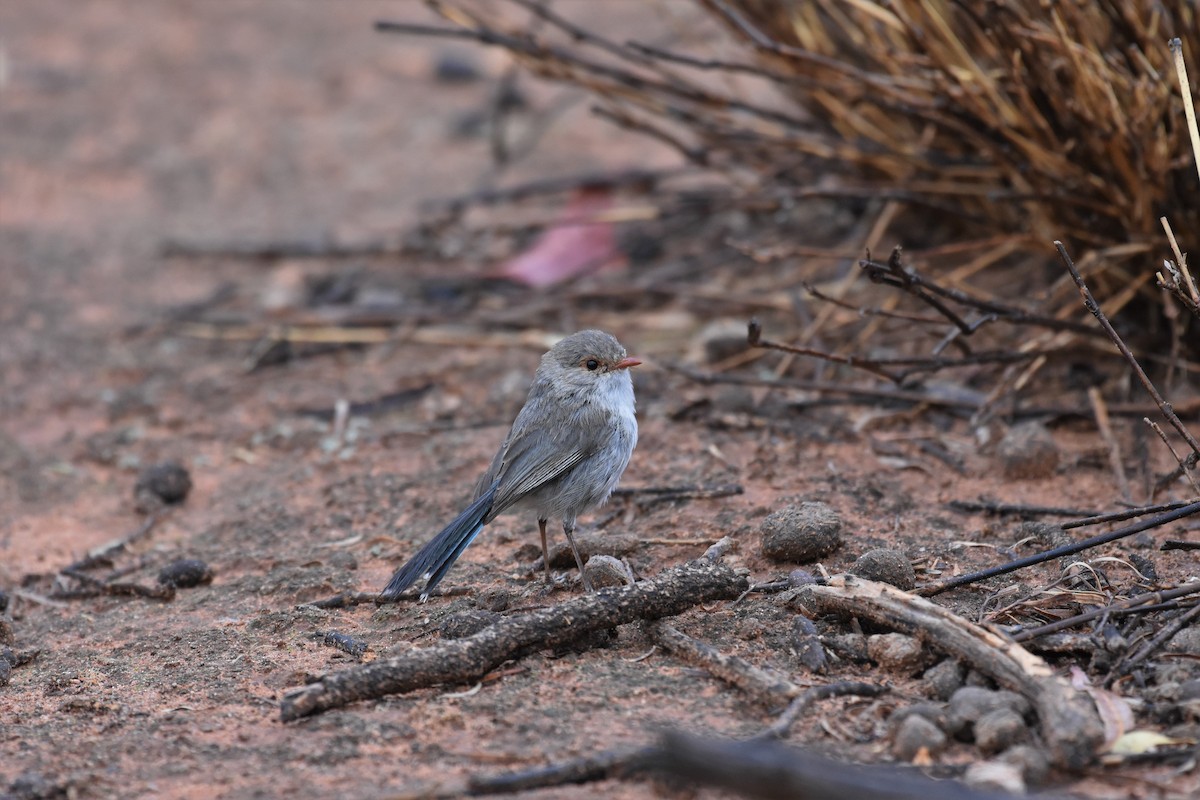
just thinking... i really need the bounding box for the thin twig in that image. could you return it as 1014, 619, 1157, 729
1008, 582, 1200, 642
1089, 387, 1132, 503
1062, 499, 1196, 529
1145, 419, 1200, 496
1112, 602, 1200, 678
918, 501, 1200, 597
947, 499, 1099, 519
1056, 241, 1200, 460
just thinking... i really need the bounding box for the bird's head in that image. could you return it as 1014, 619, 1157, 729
542, 329, 641, 395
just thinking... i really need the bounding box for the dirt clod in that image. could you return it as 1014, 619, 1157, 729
1168, 627, 1200, 656
789, 615, 827, 673
157, 558, 214, 588
867, 632, 924, 673
583, 555, 635, 588
849, 548, 915, 590
134, 460, 193, 508
923, 659, 966, 701
760, 502, 842, 563
998, 744, 1050, 785
995, 421, 1060, 480
946, 687, 1031, 739
823, 633, 868, 662
474, 587, 512, 612
974, 708, 1028, 754
892, 713, 947, 761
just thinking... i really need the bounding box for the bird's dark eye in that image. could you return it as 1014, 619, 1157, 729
586, 359, 600, 371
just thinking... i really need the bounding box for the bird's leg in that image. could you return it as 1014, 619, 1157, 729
538, 518, 551, 585
562, 519, 594, 592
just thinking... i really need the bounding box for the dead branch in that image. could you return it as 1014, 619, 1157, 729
918, 500, 1200, 597
160, 237, 403, 260
796, 575, 1104, 769
1161, 541, 1200, 552
747, 319, 1061, 383
861, 248, 1100, 337
645, 730, 1032, 800
315, 631, 369, 659
63, 515, 159, 573
946, 499, 1099, 519
1061, 500, 1195, 529
280, 558, 747, 720
52, 568, 176, 602
648, 620, 804, 706
304, 585, 473, 609
611, 482, 744, 500
753, 681, 886, 741
463, 746, 651, 797
667, 362, 1200, 419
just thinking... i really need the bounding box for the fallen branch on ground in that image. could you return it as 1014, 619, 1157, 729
795, 575, 1104, 769
645, 730, 1045, 800
918, 500, 1200, 596
280, 557, 747, 720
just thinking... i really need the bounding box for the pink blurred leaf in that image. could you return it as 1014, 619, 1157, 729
494, 188, 623, 287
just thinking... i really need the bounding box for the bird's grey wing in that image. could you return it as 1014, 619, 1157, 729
486, 404, 609, 515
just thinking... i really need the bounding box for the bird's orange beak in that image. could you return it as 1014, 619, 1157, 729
614, 356, 642, 370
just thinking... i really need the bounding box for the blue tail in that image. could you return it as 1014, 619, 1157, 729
380, 483, 498, 600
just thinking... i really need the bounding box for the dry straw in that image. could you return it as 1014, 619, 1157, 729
419, 1, 1196, 269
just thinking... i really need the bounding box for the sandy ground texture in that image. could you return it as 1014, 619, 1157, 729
4, 3, 1200, 799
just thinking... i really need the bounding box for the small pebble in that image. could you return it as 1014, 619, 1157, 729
1178, 679, 1200, 702
157, 559, 214, 589
822, 633, 868, 662
964, 670, 995, 688
867, 633, 924, 673
1017, 521, 1070, 550
999, 744, 1050, 785
788, 569, 819, 587
135, 461, 192, 508
923, 659, 966, 701
1168, 627, 1200, 656
964, 760, 1025, 794
475, 587, 512, 613
995, 421, 1059, 479
974, 708, 1027, 753
946, 687, 1031, 739
433, 52, 482, 83
439, 610, 502, 639
790, 616, 827, 673
892, 714, 947, 761
850, 548, 915, 590
547, 533, 639, 568
760, 502, 842, 563
583, 555, 636, 588
1127, 552, 1158, 582
326, 551, 358, 571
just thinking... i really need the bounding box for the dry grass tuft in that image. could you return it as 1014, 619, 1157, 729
709, 0, 1198, 258
402, 0, 1200, 363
